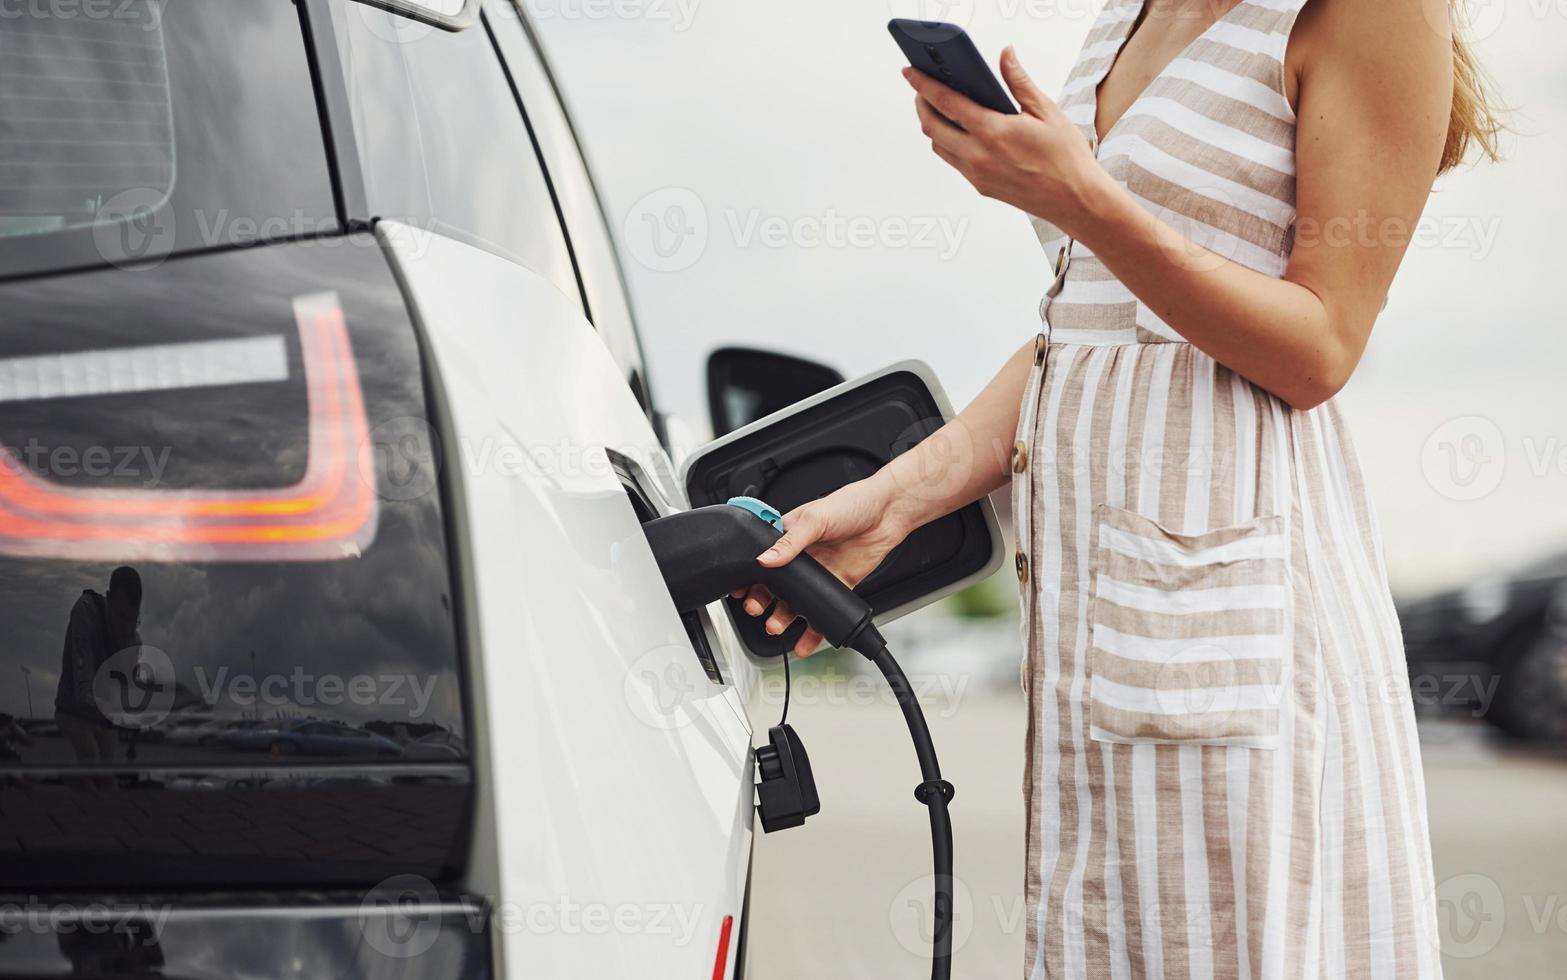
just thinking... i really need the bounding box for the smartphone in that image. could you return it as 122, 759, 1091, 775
888, 19, 1017, 116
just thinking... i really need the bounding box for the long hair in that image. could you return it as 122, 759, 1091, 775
1441, 0, 1504, 173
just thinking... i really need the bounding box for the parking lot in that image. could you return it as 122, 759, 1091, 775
748, 678, 1567, 979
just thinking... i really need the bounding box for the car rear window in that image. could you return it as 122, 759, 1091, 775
0, 0, 335, 279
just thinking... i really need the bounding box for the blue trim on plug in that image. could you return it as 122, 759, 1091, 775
726, 496, 785, 532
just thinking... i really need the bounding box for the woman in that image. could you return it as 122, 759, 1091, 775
736, 0, 1501, 976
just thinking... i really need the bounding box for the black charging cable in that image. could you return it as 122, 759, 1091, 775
854, 635, 954, 980
778, 637, 791, 728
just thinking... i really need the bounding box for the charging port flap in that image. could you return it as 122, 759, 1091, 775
680, 360, 1004, 659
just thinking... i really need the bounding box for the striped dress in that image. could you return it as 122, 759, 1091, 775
1011, 1, 1444, 977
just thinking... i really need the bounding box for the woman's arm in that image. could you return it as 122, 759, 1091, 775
906, 0, 1454, 410
868, 335, 1039, 532
739, 337, 1035, 656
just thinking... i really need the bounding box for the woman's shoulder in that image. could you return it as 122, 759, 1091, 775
1285, 0, 1453, 95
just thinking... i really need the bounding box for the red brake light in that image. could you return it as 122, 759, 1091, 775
0, 291, 377, 562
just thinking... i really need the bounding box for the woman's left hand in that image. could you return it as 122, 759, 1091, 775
905, 47, 1109, 240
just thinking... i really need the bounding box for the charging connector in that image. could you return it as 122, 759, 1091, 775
642, 499, 956, 980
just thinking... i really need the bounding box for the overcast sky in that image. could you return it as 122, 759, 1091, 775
533, 0, 1566, 596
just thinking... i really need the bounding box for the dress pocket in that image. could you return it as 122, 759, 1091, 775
1086, 504, 1289, 749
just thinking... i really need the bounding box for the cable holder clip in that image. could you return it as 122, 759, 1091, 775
914, 778, 956, 805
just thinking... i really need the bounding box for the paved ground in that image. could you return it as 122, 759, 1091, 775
747, 678, 1567, 979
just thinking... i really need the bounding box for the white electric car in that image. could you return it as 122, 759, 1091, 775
0, 2, 1000, 977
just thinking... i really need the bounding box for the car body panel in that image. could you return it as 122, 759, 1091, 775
380, 221, 750, 979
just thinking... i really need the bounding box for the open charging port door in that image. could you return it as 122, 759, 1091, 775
681, 360, 1005, 660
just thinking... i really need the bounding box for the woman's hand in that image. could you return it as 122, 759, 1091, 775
732, 472, 923, 658
904, 47, 1110, 239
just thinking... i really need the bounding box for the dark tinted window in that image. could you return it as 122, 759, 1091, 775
329, 1, 578, 298
0, 0, 336, 279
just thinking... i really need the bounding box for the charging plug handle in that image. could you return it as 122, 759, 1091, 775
642, 503, 884, 655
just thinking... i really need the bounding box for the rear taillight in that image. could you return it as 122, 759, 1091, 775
0, 291, 376, 562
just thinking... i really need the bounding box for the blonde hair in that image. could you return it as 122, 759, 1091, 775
1441, 1, 1504, 174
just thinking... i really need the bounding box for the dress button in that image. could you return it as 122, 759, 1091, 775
1011, 440, 1028, 474
1033, 333, 1046, 365
1015, 550, 1029, 584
